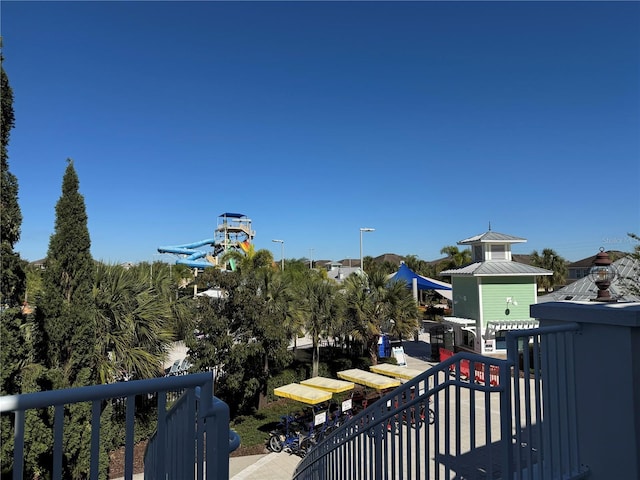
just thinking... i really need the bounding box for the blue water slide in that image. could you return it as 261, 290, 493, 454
176, 258, 215, 269
157, 239, 215, 255
158, 239, 218, 269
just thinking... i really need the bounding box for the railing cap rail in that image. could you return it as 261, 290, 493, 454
0, 372, 214, 412
531, 301, 640, 328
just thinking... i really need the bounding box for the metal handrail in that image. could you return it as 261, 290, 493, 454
0, 372, 214, 412
294, 323, 588, 480
143, 381, 241, 480
0, 372, 237, 480
294, 351, 508, 480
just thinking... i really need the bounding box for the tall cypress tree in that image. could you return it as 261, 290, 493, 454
34, 159, 99, 478
0, 48, 34, 400
0, 51, 26, 308
0, 50, 51, 478
38, 158, 96, 385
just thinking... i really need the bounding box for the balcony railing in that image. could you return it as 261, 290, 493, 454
0, 372, 239, 480
294, 323, 590, 480
143, 381, 241, 479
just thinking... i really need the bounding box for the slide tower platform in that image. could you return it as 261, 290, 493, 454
157, 212, 255, 270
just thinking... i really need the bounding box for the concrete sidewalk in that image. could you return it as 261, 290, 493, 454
112, 452, 298, 480
229, 452, 301, 480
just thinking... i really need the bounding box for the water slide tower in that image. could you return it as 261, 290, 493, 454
157, 212, 255, 270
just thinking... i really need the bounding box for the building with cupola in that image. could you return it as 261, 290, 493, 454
440, 229, 553, 355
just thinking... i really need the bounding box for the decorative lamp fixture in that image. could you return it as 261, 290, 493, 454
505, 297, 518, 315
589, 248, 618, 302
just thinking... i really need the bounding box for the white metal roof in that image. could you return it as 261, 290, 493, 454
441, 261, 553, 277
458, 231, 527, 245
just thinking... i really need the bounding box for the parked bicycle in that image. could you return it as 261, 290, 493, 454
268, 413, 312, 456
388, 390, 435, 434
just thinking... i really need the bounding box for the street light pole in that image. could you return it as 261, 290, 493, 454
272, 239, 284, 271
360, 227, 375, 273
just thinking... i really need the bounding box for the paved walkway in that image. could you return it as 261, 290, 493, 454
229, 452, 301, 480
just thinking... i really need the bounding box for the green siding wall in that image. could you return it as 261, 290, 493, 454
480, 277, 536, 322
451, 277, 480, 320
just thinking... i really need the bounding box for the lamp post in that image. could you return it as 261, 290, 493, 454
589, 247, 617, 302
272, 239, 284, 271
360, 227, 375, 273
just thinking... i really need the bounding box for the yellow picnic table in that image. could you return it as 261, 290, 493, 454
300, 376, 355, 393
337, 368, 401, 390
369, 363, 425, 381
273, 383, 333, 405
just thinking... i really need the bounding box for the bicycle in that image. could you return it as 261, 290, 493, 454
268, 411, 322, 457
388, 391, 436, 434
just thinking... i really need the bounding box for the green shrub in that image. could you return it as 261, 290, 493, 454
266, 368, 303, 402
380, 356, 398, 365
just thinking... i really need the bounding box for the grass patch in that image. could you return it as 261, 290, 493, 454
230, 398, 300, 450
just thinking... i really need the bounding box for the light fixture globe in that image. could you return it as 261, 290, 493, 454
589, 248, 617, 302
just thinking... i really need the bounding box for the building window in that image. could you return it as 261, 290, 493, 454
576, 268, 590, 279
474, 245, 483, 262
462, 330, 474, 348
495, 331, 507, 350
491, 244, 506, 260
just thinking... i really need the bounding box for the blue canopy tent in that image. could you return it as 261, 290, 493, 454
389, 263, 452, 300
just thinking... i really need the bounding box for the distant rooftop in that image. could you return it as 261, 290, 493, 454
219, 212, 247, 218
458, 231, 527, 245
441, 261, 553, 276
538, 255, 639, 303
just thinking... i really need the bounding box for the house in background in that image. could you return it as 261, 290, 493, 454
440, 230, 553, 355
538, 254, 640, 303
324, 261, 360, 282
564, 250, 627, 285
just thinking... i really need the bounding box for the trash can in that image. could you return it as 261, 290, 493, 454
378, 334, 391, 358
428, 324, 454, 361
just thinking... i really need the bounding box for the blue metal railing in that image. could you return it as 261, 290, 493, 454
143, 383, 241, 480
294, 352, 509, 479
294, 323, 589, 480
0, 372, 237, 480
507, 323, 589, 480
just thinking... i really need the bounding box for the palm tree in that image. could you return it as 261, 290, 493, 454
93, 263, 175, 383
343, 271, 419, 365
253, 268, 295, 406
384, 279, 420, 341
404, 254, 437, 278
294, 270, 342, 377
439, 245, 472, 271
530, 248, 568, 293
220, 243, 274, 274
403, 255, 421, 273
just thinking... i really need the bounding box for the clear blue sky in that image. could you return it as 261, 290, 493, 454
4, 1, 639, 264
